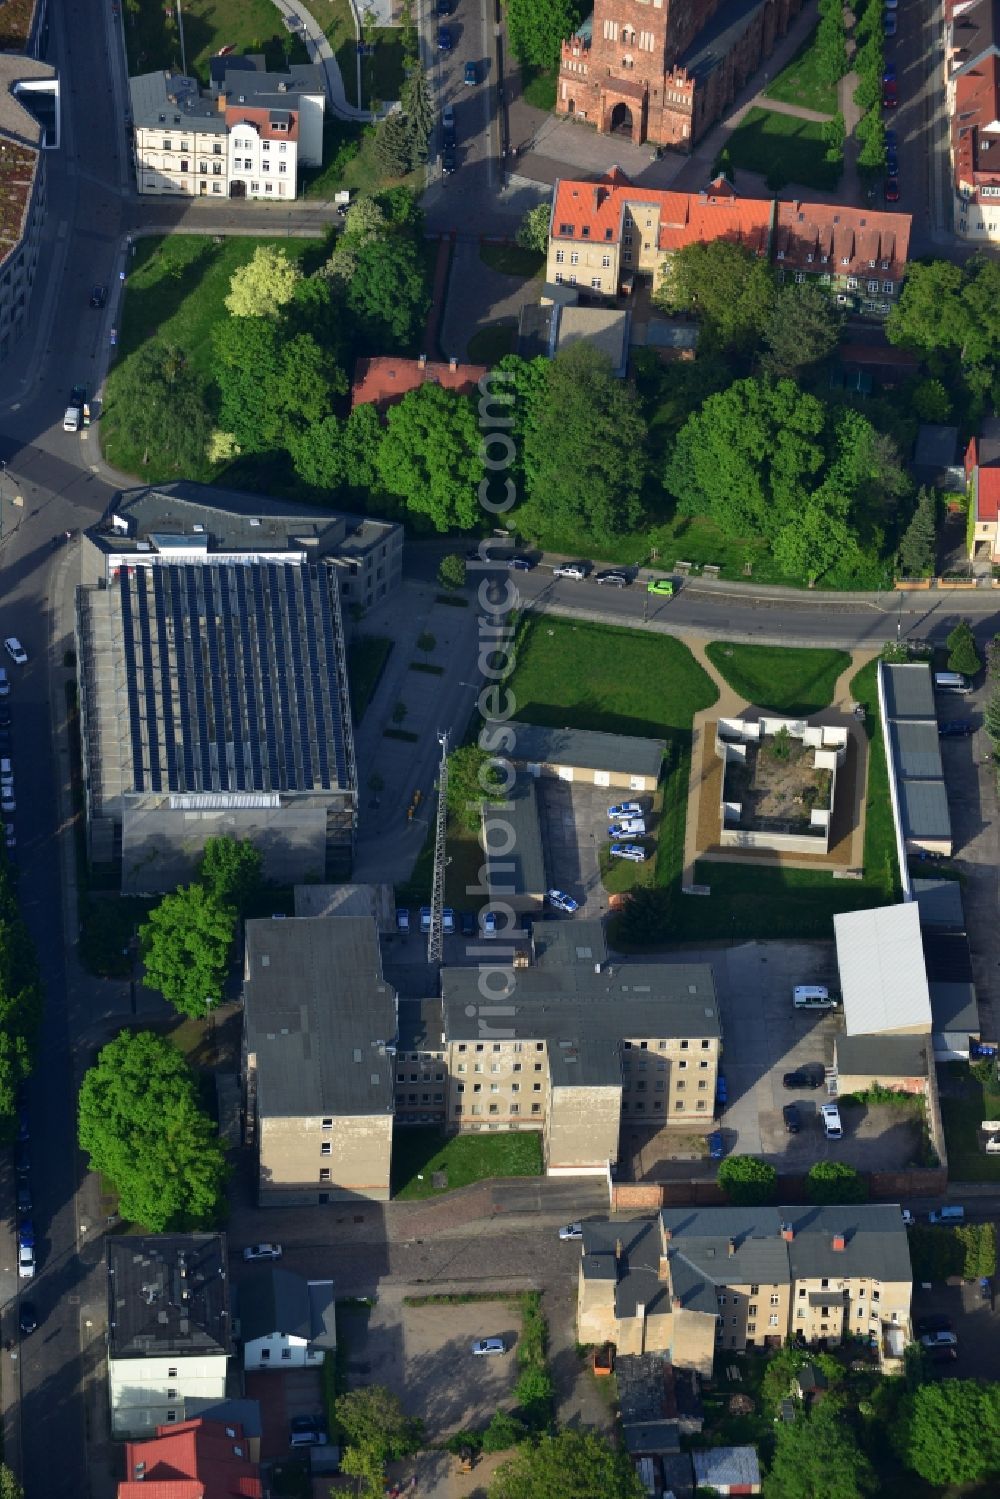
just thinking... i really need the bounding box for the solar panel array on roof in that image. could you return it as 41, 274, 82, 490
115, 561, 352, 795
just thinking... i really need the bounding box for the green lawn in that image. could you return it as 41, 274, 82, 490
479, 242, 545, 278
392, 1127, 543, 1199
940, 1065, 1000, 1182
101, 235, 322, 480
705, 643, 850, 715
300, 117, 424, 199
125, 0, 308, 82
520, 65, 557, 112
764, 26, 840, 114
721, 106, 842, 191
467, 321, 518, 363
348, 636, 393, 723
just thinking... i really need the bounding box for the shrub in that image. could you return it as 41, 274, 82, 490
717, 1154, 778, 1205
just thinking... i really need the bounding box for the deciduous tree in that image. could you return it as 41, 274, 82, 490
655, 239, 776, 353
503, 0, 584, 70
77, 1031, 228, 1231
717, 1154, 777, 1205
336, 1384, 422, 1496
139, 883, 236, 1018
213, 317, 346, 454
761, 281, 843, 379
376, 382, 482, 531
516, 202, 551, 253
290, 413, 346, 491
448, 742, 507, 833
196, 835, 264, 917
438, 553, 467, 589
111, 340, 211, 471
887, 260, 971, 354
895, 1381, 1000, 1487
491, 1430, 642, 1499
806, 1160, 868, 1204
522, 343, 646, 540
224, 245, 303, 318
765, 1398, 876, 1499
344, 233, 430, 349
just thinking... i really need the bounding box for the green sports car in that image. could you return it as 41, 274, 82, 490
646, 578, 675, 596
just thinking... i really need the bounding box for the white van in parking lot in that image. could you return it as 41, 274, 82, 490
934, 671, 972, 694
793, 986, 836, 1009
821, 1102, 843, 1139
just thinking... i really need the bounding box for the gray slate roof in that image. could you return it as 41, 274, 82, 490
834, 902, 932, 1035
913, 877, 966, 932
130, 60, 325, 130
505, 720, 666, 778
442, 922, 719, 1087
239, 1267, 335, 1348
899, 778, 952, 841
929, 980, 980, 1037
483, 775, 547, 897
129, 71, 226, 131
881, 662, 936, 720
243, 916, 396, 1117
108, 1235, 232, 1360
888, 720, 944, 779
913, 423, 958, 472
692, 1447, 761, 1490
835, 1032, 930, 1078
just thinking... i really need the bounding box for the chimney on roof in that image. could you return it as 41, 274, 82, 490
781, 1222, 794, 1242
513, 947, 529, 969
727, 1237, 736, 1258
636, 1301, 646, 1353
418, 353, 427, 368
593, 185, 606, 209
671, 1294, 683, 1311
615, 1238, 623, 1261
449, 356, 458, 371
832, 1233, 846, 1252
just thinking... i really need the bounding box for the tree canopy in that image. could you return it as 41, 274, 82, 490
761, 281, 843, 379
522, 343, 647, 540
78, 1030, 228, 1231
516, 203, 551, 253
947, 619, 980, 677
213, 315, 346, 454
111, 340, 211, 471
224, 245, 303, 318
655, 239, 775, 354
895, 1380, 1000, 1487
490, 1429, 644, 1499
765, 1398, 876, 1499
806, 1160, 868, 1204
376, 382, 483, 531
717, 1154, 777, 1205
139, 883, 236, 1018
196, 835, 264, 917
0, 858, 40, 1130
336, 1385, 423, 1498
503, 0, 584, 70
897, 489, 937, 578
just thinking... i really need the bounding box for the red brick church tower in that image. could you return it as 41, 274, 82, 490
555, 0, 802, 151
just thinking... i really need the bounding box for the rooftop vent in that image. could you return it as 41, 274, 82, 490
832, 1233, 846, 1252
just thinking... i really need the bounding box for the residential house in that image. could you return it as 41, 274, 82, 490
555, 0, 802, 150
517, 294, 631, 374
239, 1267, 336, 1371
118, 1417, 261, 1498
692, 1446, 762, 1495
107, 1236, 233, 1438
947, 0, 1000, 241
965, 418, 1000, 560
771, 201, 910, 314
130, 59, 325, 200
351, 354, 488, 412
578, 1207, 913, 1375
504, 719, 665, 792
242, 915, 397, 1205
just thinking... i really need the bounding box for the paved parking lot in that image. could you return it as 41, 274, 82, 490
910, 1273, 1000, 1381
536, 781, 660, 919
244, 1367, 324, 1462
339, 1297, 520, 1440
654, 940, 925, 1172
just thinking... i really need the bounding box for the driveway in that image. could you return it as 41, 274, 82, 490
439, 237, 545, 359
245, 1367, 324, 1461
535, 779, 609, 919
910, 1273, 1000, 1381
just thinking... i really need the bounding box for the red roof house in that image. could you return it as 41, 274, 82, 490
965, 420, 1000, 558
118, 1418, 263, 1499
351, 355, 488, 412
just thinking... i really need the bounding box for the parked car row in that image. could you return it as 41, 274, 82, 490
0, 651, 22, 863
16, 1093, 33, 1282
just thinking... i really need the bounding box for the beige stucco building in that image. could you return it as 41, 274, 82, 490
243, 915, 397, 1205
505, 721, 666, 793
579, 1206, 913, 1376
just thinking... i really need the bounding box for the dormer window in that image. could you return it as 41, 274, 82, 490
776, 250, 785, 259
868, 260, 876, 268
841, 256, 850, 265
559, 222, 574, 235
806, 253, 814, 263
582, 225, 590, 236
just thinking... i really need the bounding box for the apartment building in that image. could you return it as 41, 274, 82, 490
119, 1418, 262, 1499
107, 1236, 233, 1438
0, 50, 59, 362
129, 58, 324, 200
243, 915, 397, 1205
544, 173, 911, 315
947, 0, 1000, 241
579, 1206, 913, 1376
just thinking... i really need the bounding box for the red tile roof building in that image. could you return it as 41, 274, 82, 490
555, 0, 803, 151
947, 0, 1000, 239
351, 355, 488, 412
965, 421, 1000, 558
118, 1419, 262, 1499
544, 174, 911, 314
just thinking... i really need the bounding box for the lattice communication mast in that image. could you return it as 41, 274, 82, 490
427, 730, 450, 964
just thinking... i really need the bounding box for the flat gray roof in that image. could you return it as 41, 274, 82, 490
881, 662, 936, 720
834, 902, 932, 1035
505, 720, 666, 778
244, 916, 396, 1117
899, 778, 952, 841
835, 1032, 930, 1078
484, 775, 546, 897
929, 980, 980, 1036
914, 423, 958, 471
108, 1235, 232, 1360
888, 720, 944, 779
913, 877, 965, 931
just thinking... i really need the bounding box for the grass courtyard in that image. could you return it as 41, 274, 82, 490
763, 26, 839, 115
124, 0, 308, 82
705, 642, 850, 716
392, 1127, 543, 1199
720, 106, 842, 191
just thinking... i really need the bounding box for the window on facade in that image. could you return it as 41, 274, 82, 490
510, 1103, 519, 1114
676, 1100, 684, 1110
569, 252, 579, 265
534, 1063, 542, 1071
531, 1103, 541, 1114
474, 1063, 483, 1073
513, 1063, 522, 1072
748, 1304, 757, 1316
471, 1105, 482, 1115
769, 1314, 779, 1327
473, 1083, 482, 1093
491, 1064, 501, 1074
511, 1083, 520, 1093
168, 1367, 178, 1378
676, 1080, 686, 1091
212, 182, 222, 192
568, 275, 577, 285
770, 1294, 780, 1306
454, 1104, 461, 1116
602, 255, 611, 267
680, 1040, 689, 1050
590, 278, 601, 289
319, 1169, 330, 1182
320, 1143, 331, 1156
554, 273, 564, 284
281, 1348, 292, 1360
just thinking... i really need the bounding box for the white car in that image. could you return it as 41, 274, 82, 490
608, 802, 642, 820
609, 819, 646, 838
0, 669, 9, 697
546, 889, 579, 914
558, 1222, 583, 1241
471, 1337, 506, 1356
3, 639, 26, 666
820, 1103, 843, 1139
18, 1242, 35, 1278
610, 843, 646, 862
242, 1242, 283, 1262
395, 908, 410, 933
1, 792, 13, 814
920, 1330, 958, 1349
553, 563, 588, 580
443, 907, 456, 935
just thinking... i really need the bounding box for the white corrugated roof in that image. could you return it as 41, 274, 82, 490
834, 903, 932, 1035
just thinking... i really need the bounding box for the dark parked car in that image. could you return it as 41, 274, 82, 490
783, 1103, 802, 1134
464, 60, 477, 85
507, 555, 535, 571
939, 721, 974, 737
442, 141, 457, 175
18, 1301, 37, 1337
16, 1182, 30, 1215
930, 1345, 958, 1365
716, 1073, 728, 1105
708, 1130, 724, 1160
89, 285, 107, 309
782, 1066, 823, 1089
885, 178, 900, 202
596, 570, 630, 587
460, 910, 475, 937
437, 24, 452, 49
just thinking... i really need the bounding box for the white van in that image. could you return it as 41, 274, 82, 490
63, 405, 81, 433
934, 671, 972, 694
929, 1205, 965, 1224
821, 1102, 843, 1139
793, 986, 836, 1009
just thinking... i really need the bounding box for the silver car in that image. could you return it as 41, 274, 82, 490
471, 1337, 507, 1356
